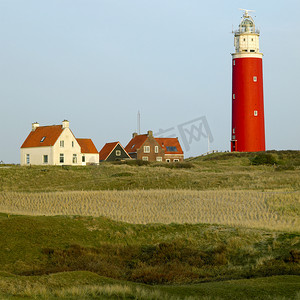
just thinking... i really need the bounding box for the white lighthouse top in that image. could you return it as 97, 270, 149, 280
237, 9, 258, 34
232, 9, 262, 58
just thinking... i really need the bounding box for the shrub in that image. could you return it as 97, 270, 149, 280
275, 164, 295, 171
250, 153, 278, 165
152, 162, 194, 169
125, 160, 150, 166
111, 172, 133, 177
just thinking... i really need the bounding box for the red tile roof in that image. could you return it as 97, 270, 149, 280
99, 142, 119, 160
155, 138, 184, 154
125, 134, 148, 153
21, 125, 63, 148
77, 138, 98, 154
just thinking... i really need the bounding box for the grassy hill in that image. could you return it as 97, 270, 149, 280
0, 151, 299, 192
0, 214, 299, 299
0, 151, 299, 299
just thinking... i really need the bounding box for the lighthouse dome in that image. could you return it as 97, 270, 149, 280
239, 18, 255, 33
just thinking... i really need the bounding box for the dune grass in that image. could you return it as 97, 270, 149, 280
0, 151, 299, 299
0, 151, 299, 192
0, 214, 299, 285
0, 189, 299, 232
0, 272, 299, 300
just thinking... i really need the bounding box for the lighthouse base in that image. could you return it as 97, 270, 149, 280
231, 140, 237, 152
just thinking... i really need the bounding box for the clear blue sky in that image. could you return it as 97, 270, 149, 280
1, 0, 300, 163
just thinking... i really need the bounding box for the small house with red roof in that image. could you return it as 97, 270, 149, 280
76, 138, 99, 165
20, 120, 99, 166
99, 142, 131, 162
125, 130, 184, 162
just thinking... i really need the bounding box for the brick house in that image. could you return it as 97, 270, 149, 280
125, 130, 184, 162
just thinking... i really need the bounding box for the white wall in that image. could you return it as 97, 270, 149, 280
52, 128, 82, 165
82, 153, 99, 165
20, 146, 52, 165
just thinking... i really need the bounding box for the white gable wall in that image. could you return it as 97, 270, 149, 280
52, 128, 81, 165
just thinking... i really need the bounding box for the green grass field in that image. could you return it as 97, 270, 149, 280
0, 214, 299, 299
0, 151, 300, 192
0, 151, 299, 299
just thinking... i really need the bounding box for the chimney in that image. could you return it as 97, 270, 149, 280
32, 122, 39, 131
62, 120, 69, 129
147, 130, 153, 137
132, 132, 138, 138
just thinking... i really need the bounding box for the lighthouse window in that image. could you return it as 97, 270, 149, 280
253, 76, 257, 82
233, 94, 235, 100
243, 38, 246, 41
233, 60, 235, 65
233, 128, 235, 134
254, 110, 258, 116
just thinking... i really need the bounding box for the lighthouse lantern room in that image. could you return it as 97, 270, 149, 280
231, 9, 265, 152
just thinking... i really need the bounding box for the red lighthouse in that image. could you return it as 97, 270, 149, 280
231, 10, 265, 152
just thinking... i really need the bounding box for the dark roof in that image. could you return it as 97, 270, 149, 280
21, 125, 63, 148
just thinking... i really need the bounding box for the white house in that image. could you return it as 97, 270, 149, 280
20, 120, 99, 166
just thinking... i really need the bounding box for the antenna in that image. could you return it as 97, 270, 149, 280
137, 110, 141, 135
239, 8, 255, 17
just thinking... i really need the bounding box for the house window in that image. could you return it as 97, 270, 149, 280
173, 159, 179, 162
73, 154, 77, 164
116, 150, 121, 156
60, 153, 64, 163
166, 146, 177, 152
156, 157, 162, 162
43, 155, 48, 164
166, 159, 170, 163
142, 156, 148, 161
82, 156, 85, 163
144, 146, 150, 153
72, 141, 74, 147
60, 140, 64, 148
26, 154, 30, 165
155, 146, 159, 153
253, 76, 257, 82
40, 136, 46, 142
254, 110, 258, 116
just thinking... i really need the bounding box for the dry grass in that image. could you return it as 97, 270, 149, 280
0, 189, 299, 232
0, 280, 192, 300
0, 273, 299, 300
